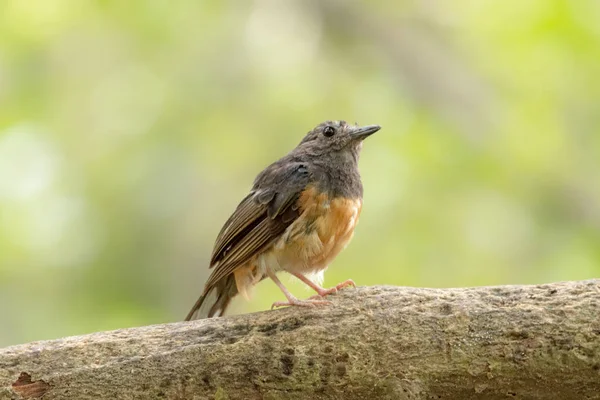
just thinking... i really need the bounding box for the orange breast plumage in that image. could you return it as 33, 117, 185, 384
272, 186, 362, 275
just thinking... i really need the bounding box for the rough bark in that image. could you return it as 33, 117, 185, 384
1, 280, 599, 400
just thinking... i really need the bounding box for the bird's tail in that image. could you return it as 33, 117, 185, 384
184, 275, 238, 321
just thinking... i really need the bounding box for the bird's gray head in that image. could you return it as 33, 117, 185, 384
295, 120, 381, 163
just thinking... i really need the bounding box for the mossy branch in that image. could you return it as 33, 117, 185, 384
1, 280, 600, 399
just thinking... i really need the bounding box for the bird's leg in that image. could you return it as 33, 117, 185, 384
292, 272, 356, 298
267, 269, 332, 309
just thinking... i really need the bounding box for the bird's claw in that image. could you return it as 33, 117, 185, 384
310, 279, 357, 299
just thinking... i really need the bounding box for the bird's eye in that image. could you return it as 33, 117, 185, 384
323, 126, 335, 137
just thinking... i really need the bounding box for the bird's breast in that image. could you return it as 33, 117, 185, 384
272, 186, 362, 274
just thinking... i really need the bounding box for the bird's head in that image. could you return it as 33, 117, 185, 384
295, 120, 381, 163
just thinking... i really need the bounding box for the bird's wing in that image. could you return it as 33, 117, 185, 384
203, 162, 311, 291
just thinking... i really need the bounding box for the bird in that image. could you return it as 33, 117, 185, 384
185, 120, 381, 320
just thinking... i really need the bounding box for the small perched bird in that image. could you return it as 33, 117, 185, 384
185, 120, 380, 320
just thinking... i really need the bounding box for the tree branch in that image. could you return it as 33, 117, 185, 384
1, 280, 599, 399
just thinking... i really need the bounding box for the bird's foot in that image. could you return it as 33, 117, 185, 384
308, 279, 356, 300
271, 297, 332, 310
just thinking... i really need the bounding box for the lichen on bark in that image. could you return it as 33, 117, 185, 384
1, 280, 599, 399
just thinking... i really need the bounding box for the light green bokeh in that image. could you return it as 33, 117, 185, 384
0, 0, 599, 347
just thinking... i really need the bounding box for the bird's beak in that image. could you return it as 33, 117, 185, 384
350, 124, 381, 140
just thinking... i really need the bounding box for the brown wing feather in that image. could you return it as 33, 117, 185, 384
185, 162, 312, 320
202, 190, 303, 294
199, 162, 311, 295
203, 218, 282, 289
210, 193, 268, 266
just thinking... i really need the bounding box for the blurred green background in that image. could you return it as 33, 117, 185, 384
1, 0, 599, 347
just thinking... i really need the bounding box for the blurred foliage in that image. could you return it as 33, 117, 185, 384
1, 0, 599, 347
